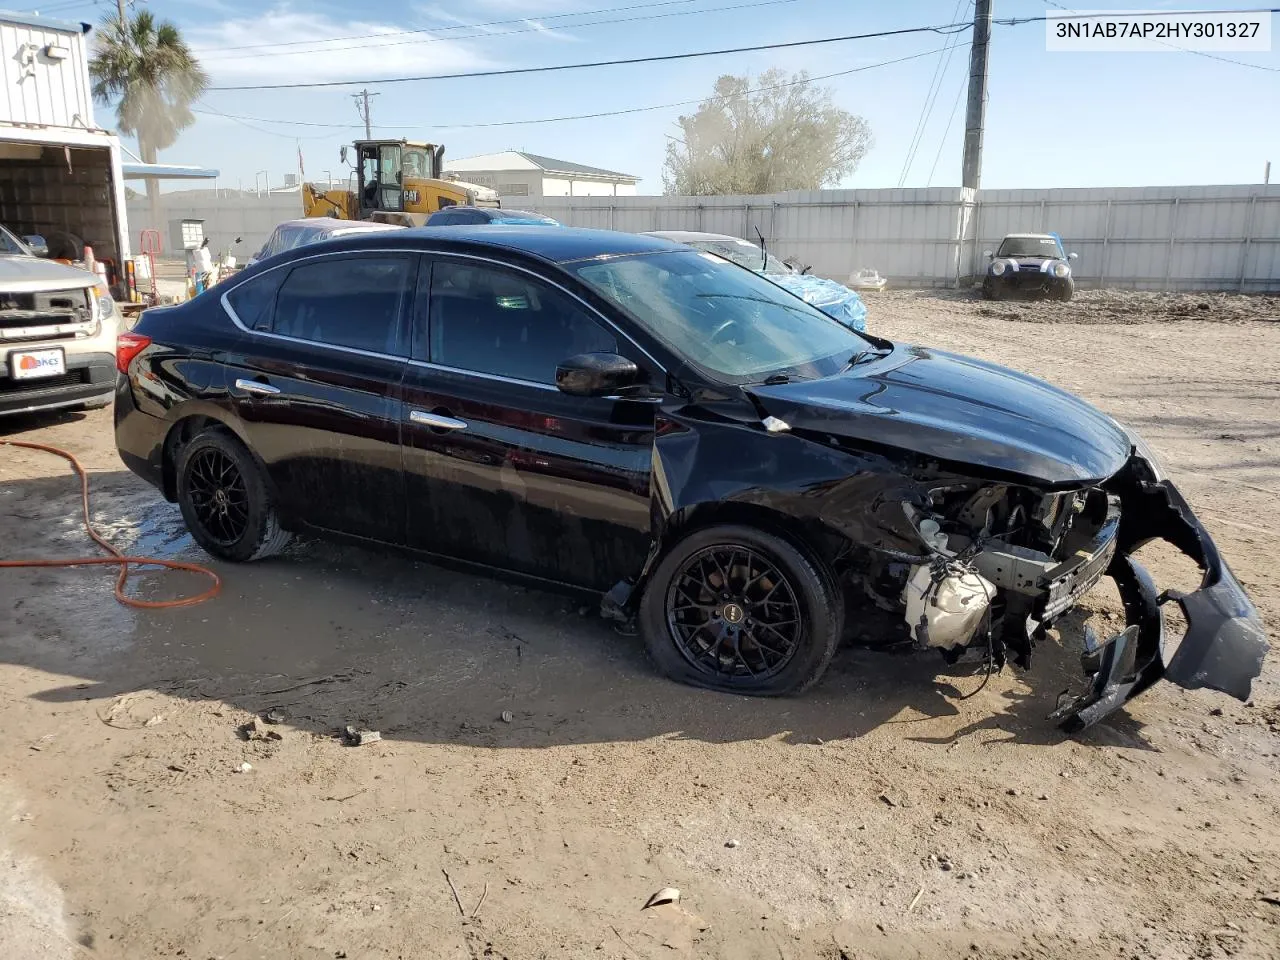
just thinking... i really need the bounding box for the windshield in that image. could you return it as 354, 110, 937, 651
996, 236, 1065, 259
571, 250, 869, 384
688, 238, 792, 276
0, 224, 32, 256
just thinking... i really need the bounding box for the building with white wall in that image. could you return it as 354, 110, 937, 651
443, 151, 639, 201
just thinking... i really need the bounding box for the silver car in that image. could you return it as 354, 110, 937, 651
248, 218, 405, 266
1, 223, 118, 417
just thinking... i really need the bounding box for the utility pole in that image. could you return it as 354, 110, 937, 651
961, 0, 992, 191
352, 89, 379, 140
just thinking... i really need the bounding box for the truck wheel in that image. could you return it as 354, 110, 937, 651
638, 525, 843, 696
45, 231, 85, 261
175, 428, 292, 563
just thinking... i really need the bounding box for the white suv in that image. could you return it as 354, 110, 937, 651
0, 224, 118, 417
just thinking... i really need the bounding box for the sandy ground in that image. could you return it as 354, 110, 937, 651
1, 289, 1279, 960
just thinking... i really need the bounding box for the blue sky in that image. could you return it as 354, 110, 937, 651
28, 0, 1280, 191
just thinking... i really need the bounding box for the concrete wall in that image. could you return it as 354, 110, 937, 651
528, 184, 1280, 291
128, 184, 1280, 291
127, 192, 302, 260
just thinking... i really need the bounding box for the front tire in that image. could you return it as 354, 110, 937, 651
175, 427, 292, 562
638, 525, 843, 696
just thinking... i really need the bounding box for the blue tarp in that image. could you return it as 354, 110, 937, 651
771, 273, 868, 333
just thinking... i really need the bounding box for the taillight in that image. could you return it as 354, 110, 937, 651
116, 332, 152, 374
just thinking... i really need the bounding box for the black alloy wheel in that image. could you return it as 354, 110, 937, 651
639, 524, 843, 696
185, 446, 250, 547
666, 545, 801, 681
175, 427, 293, 563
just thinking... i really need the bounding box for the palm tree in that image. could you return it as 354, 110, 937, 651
89, 11, 209, 222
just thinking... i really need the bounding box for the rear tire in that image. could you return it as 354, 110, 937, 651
175, 427, 292, 562
638, 524, 842, 696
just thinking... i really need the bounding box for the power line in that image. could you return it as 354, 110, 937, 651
206, 20, 975, 91
195, 104, 337, 140
194, 46, 951, 134
926, 69, 968, 186
198, 0, 804, 62
204, 9, 1280, 92
897, 0, 970, 187
196, 0, 724, 53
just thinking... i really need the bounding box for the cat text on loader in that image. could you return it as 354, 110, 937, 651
301, 140, 499, 226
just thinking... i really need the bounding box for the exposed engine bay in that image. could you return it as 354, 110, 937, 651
847, 454, 1268, 733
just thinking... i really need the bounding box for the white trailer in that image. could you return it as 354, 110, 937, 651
1, 12, 130, 290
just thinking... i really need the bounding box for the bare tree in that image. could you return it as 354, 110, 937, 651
663, 70, 872, 196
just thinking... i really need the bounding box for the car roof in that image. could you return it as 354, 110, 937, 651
273, 218, 403, 235
1002, 233, 1057, 240
288, 225, 683, 265
644, 230, 743, 243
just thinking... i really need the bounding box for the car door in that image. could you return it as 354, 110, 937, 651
221, 250, 415, 543
400, 255, 656, 590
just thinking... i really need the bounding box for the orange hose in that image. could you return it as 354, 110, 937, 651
0, 439, 221, 608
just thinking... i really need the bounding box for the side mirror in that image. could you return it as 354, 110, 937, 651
555, 352, 642, 397
23, 235, 49, 257
801, 265, 812, 275
982, 249, 993, 259
339, 145, 349, 165
1068, 251, 1078, 260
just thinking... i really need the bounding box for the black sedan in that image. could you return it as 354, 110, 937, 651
114, 227, 1266, 731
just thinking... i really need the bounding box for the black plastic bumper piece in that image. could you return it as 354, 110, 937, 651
1050, 469, 1268, 733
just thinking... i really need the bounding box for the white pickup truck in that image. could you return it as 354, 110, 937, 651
0, 223, 118, 417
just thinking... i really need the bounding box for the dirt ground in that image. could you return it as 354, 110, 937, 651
1, 289, 1279, 960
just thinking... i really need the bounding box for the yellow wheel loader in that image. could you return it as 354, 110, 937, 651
302, 140, 499, 226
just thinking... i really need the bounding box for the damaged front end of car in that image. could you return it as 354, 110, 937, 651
881, 446, 1267, 732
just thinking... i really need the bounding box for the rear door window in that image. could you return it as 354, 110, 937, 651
224, 269, 286, 332
271, 255, 414, 355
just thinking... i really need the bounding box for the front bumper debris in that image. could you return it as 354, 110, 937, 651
1051, 460, 1268, 732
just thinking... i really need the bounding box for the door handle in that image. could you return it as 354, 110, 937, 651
234, 378, 281, 396
409, 409, 467, 431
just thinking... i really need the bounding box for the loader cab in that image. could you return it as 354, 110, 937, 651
353, 140, 445, 219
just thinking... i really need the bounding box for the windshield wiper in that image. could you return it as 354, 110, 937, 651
845, 347, 891, 369
761, 374, 792, 385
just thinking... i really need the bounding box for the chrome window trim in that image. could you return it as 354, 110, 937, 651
219, 245, 669, 377
220, 250, 416, 362
405, 358, 559, 393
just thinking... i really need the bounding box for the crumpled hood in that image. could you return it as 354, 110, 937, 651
769, 273, 868, 332
0, 255, 96, 294
744, 344, 1132, 485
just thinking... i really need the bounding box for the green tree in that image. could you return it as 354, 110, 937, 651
89, 11, 208, 218
663, 70, 872, 196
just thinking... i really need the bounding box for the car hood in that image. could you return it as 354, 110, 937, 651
744, 344, 1132, 485
769, 273, 868, 332
0, 255, 95, 293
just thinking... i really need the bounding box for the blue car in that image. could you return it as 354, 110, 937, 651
645, 231, 867, 332
426, 206, 561, 227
